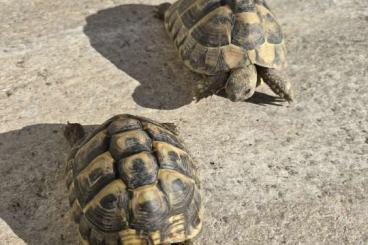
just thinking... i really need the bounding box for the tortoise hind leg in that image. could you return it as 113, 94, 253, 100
155, 2, 172, 20
256, 66, 294, 102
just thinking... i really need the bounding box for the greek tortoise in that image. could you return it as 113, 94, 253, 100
157, 0, 294, 102
64, 114, 202, 244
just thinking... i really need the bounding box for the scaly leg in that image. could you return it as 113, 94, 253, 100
256, 66, 294, 102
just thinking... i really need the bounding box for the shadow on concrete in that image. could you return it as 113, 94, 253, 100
246, 92, 284, 106
0, 124, 96, 244
83, 4, 199, 110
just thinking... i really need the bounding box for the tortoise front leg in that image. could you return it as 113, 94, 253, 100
256, 66, 294, 102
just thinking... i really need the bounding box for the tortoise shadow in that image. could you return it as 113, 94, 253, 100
0, 124, 97, 245
216, 90, 284, 106
246, 91, 284, 106
83, 4, 200, 110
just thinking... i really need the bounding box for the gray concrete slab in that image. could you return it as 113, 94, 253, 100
0, 0, 367, 244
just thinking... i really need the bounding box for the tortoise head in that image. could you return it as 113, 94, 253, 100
225, 65, 257, 102
64, 122, 85, 147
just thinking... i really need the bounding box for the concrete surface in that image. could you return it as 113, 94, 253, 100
0, 219, 26, 245
0, 0, 367, 244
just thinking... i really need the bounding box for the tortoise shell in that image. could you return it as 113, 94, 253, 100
164, 0, 286, 75
65, 114, 202, 244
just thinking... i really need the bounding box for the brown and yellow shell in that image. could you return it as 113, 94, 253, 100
164, 0, 286, 75
65, 114, 202, 244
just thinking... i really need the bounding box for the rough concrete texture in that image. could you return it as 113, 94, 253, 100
0, 219, 26, 245
0, 0, 367, 244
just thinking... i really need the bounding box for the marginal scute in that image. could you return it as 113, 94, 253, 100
174, 21, 189, 48
79, 215, 92, 241
89, 229, 104, 245
68, 182, 77, 205
171, 16, 186, 46
202, 47, 220, 68
161, 214, 186, 242
118, 229, 147, 244
65, 168, 73, 189
143, 122, 184, 150
70, 200, 82, 223
107, 117, 142, 135
176, 0, 196, 14
223, 44, 247, 68
165, 10, 178, 32
184, 188, 202, 236
185, 42, 211, 73
231, 0, 256, 13
78, 231, 89, 245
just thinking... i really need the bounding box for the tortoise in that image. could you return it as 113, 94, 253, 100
64, 114, 202, 245
156, 0, 294, 102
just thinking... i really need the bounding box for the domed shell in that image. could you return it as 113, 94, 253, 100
164, 0, 286, 75
65, 114, 202, 244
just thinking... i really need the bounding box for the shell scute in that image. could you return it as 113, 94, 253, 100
117, 151, 158, 189
143, 122, 184, 150
109, 130, 152, 159
158, 169, 195, 214
107, 117, 142, 135
84, 180, 129, 232
154, 141, 198, 182
73, 130, 109, 175
75, 152, 115, 207
190, 6, 233, 47
232, 21, 265, 50
180, 0, 222, 29
130, 185, 170, 231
